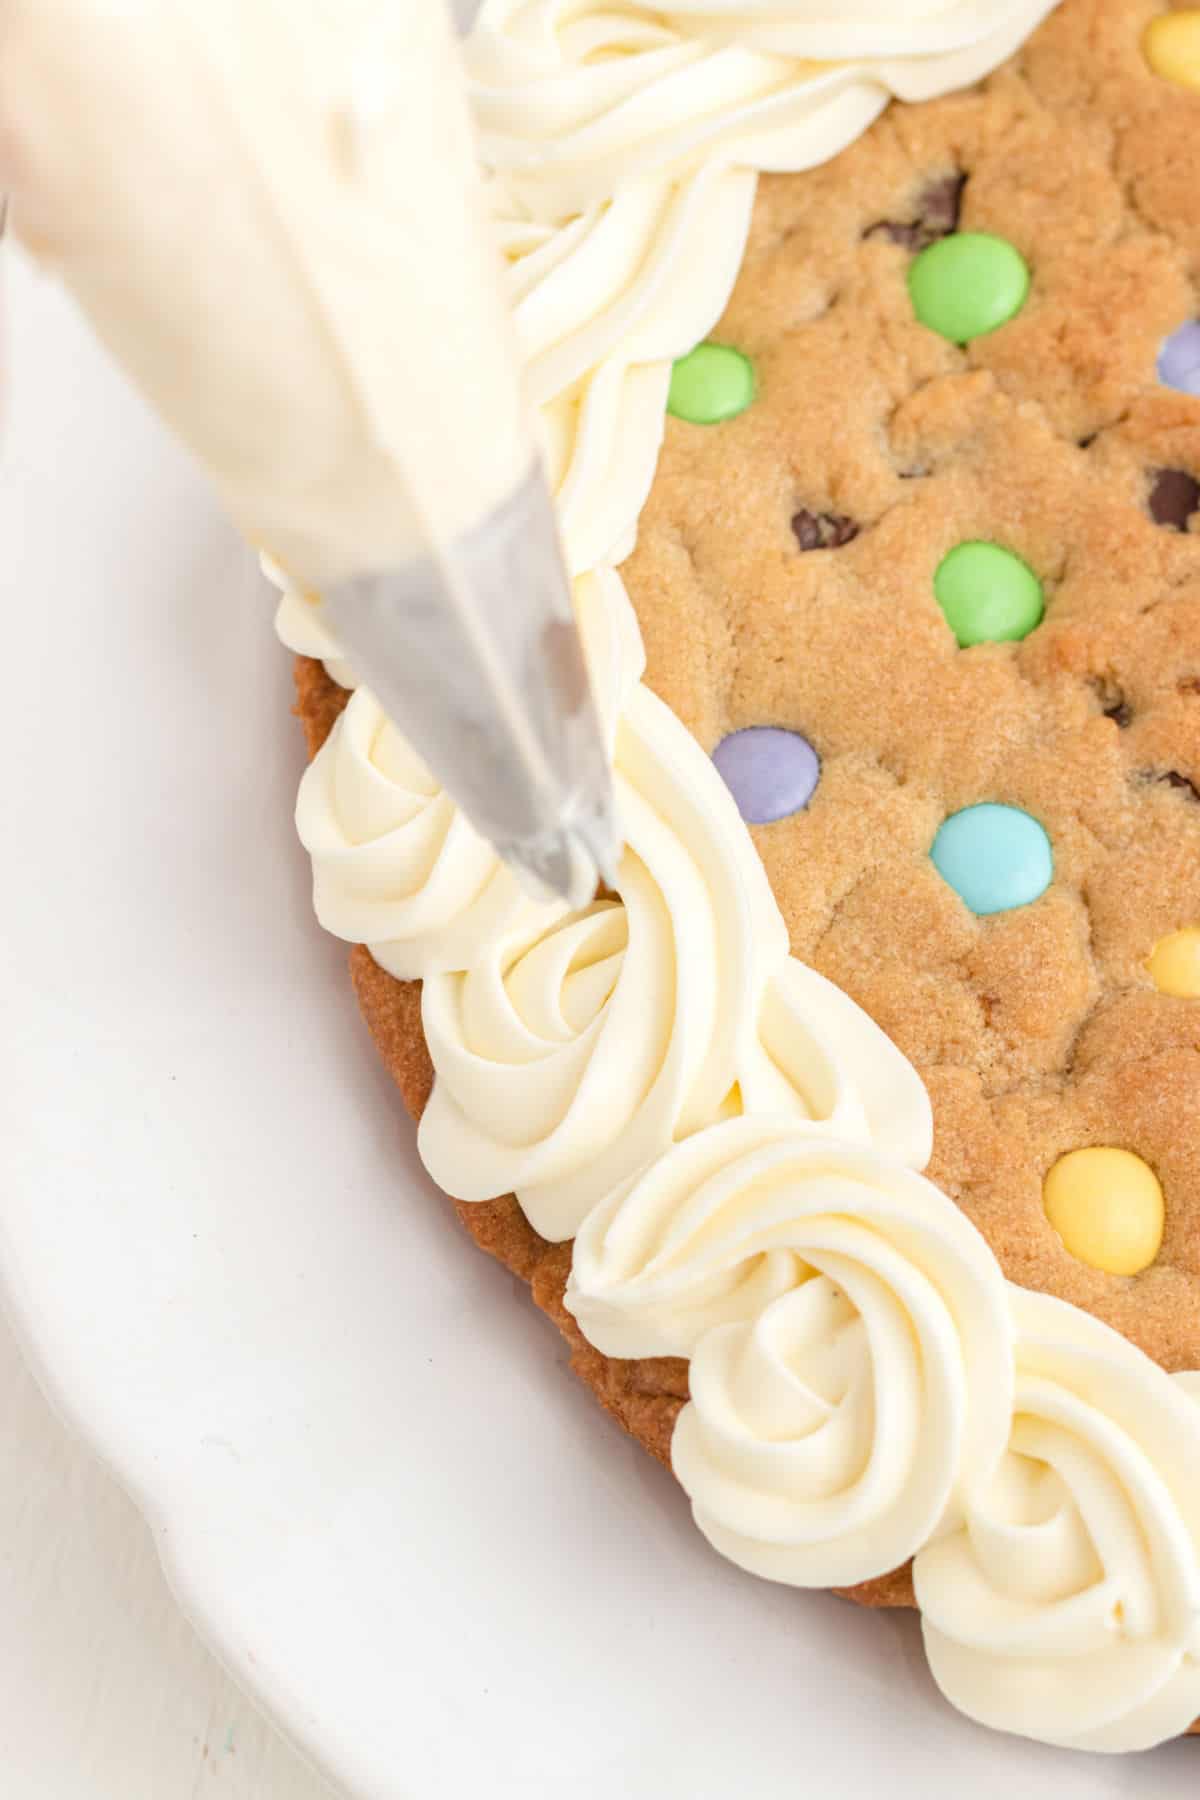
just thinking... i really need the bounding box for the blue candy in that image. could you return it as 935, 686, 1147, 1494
931, 803, 1053, 915
712, 727, 820, 824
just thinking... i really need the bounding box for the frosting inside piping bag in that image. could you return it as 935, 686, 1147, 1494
0, 0, 531, 588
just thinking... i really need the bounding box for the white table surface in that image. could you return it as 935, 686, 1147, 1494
0, 251, 338, 1799
0, 1307, 336, 1799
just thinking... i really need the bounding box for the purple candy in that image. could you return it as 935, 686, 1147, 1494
712, 727, 820, 824
1158, 320, 1200, 396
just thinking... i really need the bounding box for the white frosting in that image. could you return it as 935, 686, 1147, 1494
916, 1289, 1200, 1753
295, 568, 641, 980
567, 1118, 1012, 1586
297, 688, 554, 980
267, 557, 358, 691
468, 1, 1060, 219
418, 653, 930, 1240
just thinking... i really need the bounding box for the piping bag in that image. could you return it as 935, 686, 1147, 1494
0, 0, 618, 907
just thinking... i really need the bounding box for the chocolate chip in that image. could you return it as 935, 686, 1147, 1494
1091, 676, 1131, 726
1145, 768, 1200, 802
920, 173, 967, 237
864, 173, 966, 252
1148, 467, 1200, 530
1077, 433, 1097, 450
865, 220, 923, 251
1179, 675, 1200, 696
791, 510, 860, 552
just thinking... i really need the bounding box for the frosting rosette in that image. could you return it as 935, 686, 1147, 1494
295, 687, 559, 980
267, 556, 357, 690
915, 1289, 1200, 1753
418, 666, 930, 1240
566, 1116, 1013, 1586
294, 568, 642, 980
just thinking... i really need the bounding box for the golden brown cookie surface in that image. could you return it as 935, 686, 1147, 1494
625, 0, 1200, 1373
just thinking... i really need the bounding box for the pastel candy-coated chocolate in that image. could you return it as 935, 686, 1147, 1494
907, 232, 1029, 343
1158, 319, 1200, 395
930, 802, 1053, 915
1143, 10, 1200, 90
668, 343, 755, 424
1043, 1146, 1165, 1276
712, 727, 819, 824
934, 540, 1044, 645
1148, 926, 1200, 998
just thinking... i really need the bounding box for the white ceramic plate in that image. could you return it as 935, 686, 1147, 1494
3, 249, 1196, 1800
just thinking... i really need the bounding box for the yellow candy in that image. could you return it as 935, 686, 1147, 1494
1143, 11, 1200, 91
1148, 926, 1200, 998
1043, 1147, 1164, 1276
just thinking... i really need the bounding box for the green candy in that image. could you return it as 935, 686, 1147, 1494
934, 541, 1044, 647
908, 232, 1030, 343
667, 342, 755, 424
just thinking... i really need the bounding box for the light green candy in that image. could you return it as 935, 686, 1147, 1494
667, 343, 755, 424
934, 541, 1044, 646
908, 233, 1030, 343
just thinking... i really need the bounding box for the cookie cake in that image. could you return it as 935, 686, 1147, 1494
278, 0, 1200, 1753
